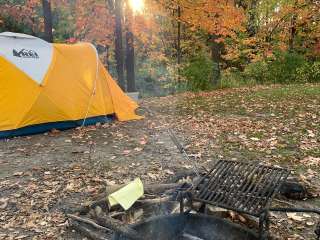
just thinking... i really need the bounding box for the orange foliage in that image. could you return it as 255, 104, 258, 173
0, 0, 43, 32
156, 0, 245, 38
258, 0, 320, 54
74, 0, 114, 46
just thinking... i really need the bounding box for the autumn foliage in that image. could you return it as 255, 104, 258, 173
0, 0, 319, 92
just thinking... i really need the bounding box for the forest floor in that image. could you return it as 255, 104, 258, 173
1, 84, 320, 240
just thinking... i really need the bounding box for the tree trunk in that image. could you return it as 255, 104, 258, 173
125, 11, 136, 92
41, 0, 53, 42
210, 38, 223, 87
105, 46, 110, 71
177, 5, 181, 84
177, 5, 181, 66
289, 17, 296, 51
247, 0, 258, 37
115, 0, 125, 90
289, 1, 298, 51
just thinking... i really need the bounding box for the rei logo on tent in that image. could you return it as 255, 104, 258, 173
13, 49, 39, 59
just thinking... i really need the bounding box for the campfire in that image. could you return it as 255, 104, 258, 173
66, 132, 320, 240
65, 160, 320, 239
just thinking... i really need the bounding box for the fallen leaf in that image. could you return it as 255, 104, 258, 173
287, 213, 304, 222
134, 147, 143, 152
13, 172, 24, 176
301, 156, 320, 166
50, 128, 60, 134
147, 173, 157, 180
307, 130, 315, 138
250, 137, 260, 141
65, 183, 75, 191
140, 139, 147, 145
164, 169, 174, 175
123, 150, 131, 155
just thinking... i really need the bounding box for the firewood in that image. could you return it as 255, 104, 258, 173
170, 203, 181, 214
95, 215, 142, 240
68, 182, 183, 215
67, 214, 111, 232
165, 169, 199, 183
109, 211, 126, 218
66, 198, 109, 215
106, 183, 181, 195
68, 214, 141, 240
135, 196, 171, 205
69, 220, 108, 240
145, 183, 182, 194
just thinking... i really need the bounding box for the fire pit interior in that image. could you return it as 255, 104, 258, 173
67, 159, 320, 240
112, 213, 258, 240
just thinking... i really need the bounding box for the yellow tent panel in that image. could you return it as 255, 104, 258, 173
0, 32, 142, 138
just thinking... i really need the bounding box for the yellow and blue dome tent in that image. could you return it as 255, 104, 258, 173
0, 32, 142, 138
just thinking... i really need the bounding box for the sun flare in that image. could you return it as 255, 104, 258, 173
129, 0, 144, 13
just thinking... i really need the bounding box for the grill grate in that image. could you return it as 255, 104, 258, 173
191, 160, 289, 217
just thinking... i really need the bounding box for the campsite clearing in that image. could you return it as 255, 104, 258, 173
1, 84, 320, 240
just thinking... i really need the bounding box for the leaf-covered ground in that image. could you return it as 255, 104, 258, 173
1, 84, 320, 240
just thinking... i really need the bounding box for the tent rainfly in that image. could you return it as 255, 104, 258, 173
0, 32, 142, 138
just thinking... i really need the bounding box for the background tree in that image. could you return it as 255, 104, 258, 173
0, 0, 319, 93
125, 8, 136, 92
114, 0, 125, 90
42, 0, 53, 42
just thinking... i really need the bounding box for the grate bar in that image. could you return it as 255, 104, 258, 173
197, 161, 235, 200
255, 169, 289, 212
191, 160, 289, 216
234, 166, 271, 212
204, 162, 240, 202
223, 162, 257, 206
210, 162, 256, 204
242, 168, 278, 213
229, 165, 266, 212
